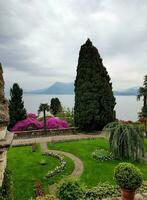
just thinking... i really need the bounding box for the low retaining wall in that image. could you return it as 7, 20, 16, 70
13, 127, 78, 139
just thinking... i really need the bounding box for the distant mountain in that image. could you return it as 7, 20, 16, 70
114, 87, 139, 96
26, 82, 139, 96
25, 82, 74, 95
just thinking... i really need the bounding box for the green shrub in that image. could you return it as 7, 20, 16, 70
92, 149, 114, 161
104, 122, 144, 161
83, 183, 119, 200
0, 168, 13, 200
39, 159, 47, 165
58, 181, 83, 200
114, 162, 143, 191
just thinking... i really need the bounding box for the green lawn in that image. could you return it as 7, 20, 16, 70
8, 145, 74, 200
48, 138, 147, 187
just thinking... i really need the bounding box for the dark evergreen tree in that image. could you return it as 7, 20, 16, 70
50, 98, 62, 115
8, 83, 27, 129
137, 75, 147, 136
74, 39, 116, 131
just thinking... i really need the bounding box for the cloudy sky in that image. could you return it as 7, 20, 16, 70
0, 0, 147, 92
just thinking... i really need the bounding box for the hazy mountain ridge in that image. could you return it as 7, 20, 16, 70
25, 82, 139, 96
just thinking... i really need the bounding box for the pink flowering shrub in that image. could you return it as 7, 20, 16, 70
27, 112, 37, 119
46, 117, 69, 129
11, 117, 69, 132
11, 118, 43, 131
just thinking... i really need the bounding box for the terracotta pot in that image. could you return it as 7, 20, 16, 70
121, 188, 135, 200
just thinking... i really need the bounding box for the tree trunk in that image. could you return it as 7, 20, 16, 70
43, 109, 46, 134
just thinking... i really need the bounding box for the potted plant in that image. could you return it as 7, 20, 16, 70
114, 162, 142, 200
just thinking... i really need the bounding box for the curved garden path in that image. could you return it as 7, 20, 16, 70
40, 142, 84, 194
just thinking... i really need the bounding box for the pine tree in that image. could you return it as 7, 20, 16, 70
50, 98, 62, 115
74, 39, 116, 131
8, 83, 27, 129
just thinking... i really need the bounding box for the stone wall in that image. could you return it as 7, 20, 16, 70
13, 127, 78, 139
0, 63, 13, 187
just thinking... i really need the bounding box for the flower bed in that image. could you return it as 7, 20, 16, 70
44, 152, 66, 178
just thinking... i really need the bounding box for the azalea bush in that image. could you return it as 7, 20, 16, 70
46, 117, 69, 129
27, 112, 37, 119
11, 115, 69, 132
11, 118, 43, 131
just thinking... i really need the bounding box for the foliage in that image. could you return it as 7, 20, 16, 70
28, 113, 37, 119
39, 159, 47, 165
83, 183, 119, 200
8, 83, 27, 129
0, 168, 13, 200
56, 108, 74, 127
58, 181, 83, 200
74, 39, 116, 131
104, 122, 144, 161
45, 152, 66, 178
50, 98, 62, 115
34, 181, 45, 197
92, 149, 114, 161
114, 162, 143, 190
46, 117, 69, 129
11, 117, 69, 131
11, 117, 43, 131
137, 75, 147, 135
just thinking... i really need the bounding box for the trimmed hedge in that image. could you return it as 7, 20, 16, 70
0, 168, 13, 200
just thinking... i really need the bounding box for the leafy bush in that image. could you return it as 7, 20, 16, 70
104, 122, 144, 161
83, 183, 119, 200
56, 108, 74, 127
27, 113, 37, 119
114, 162, 143, 191
58, 181, 83, 200
0, 168, 13, 200
39, 159, 47, 165
11, 117, 69, 131
11, 118, 43, 131
92, 149, 114, 161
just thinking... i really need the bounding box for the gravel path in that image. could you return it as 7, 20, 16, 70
40, 142, 84, 194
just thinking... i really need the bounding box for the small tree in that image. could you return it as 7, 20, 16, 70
38, 103, 50, 132
8, 83, 27, 129
137, 75, 147, 136
50, 98, 62, 115
104, 122, 144, 161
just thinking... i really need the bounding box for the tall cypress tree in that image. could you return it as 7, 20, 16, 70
8, 83, 27, 129
74, 39, 116, 131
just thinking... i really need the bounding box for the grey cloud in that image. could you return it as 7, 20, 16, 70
0, 0, 147, 90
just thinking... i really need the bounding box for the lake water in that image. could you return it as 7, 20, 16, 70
21, 94, 142, 121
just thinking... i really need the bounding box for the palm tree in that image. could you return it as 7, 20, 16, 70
38, 103, 50, 133
137, 75, 147, 136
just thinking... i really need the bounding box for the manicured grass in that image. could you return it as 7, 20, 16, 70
48, 138, 147, 187
8, 145, 74, 200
